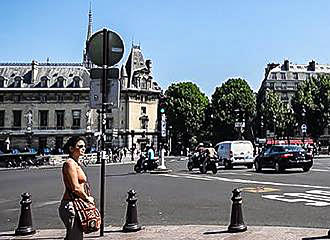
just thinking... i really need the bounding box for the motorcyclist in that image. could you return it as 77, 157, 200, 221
201, 143, 217, 165
147, 144, 156, 167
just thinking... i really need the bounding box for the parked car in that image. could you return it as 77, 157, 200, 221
215, 140, 254, 169
254, 145, 313, 173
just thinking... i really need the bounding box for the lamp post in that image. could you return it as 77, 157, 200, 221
131, 130, 135, 162
260, 115, 264, 139
273, 115, 277, 144
302, 107, 306, 145
286, 108, 293, 145
234, 109, 244, 140
168, 125, 172, 155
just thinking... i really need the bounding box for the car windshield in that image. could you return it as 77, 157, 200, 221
283, 145, 304, 152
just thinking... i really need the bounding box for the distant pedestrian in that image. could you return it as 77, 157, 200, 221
119, 148, 124, 162
123, 147, 127, 157
58, 136, 96, 240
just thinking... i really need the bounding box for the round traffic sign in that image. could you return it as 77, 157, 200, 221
87, 28, 124, 67
301, 124, 307, 130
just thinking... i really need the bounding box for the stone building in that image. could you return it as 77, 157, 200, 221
0, 61, 94, 152
0, 7, 162, 153
259, 59, 330, 105
258, 59, 330, 140
108, 46, 162, 152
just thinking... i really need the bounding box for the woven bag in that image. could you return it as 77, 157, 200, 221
70, 183, 101, 234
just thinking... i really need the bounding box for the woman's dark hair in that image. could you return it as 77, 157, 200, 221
63, 136, 86, 154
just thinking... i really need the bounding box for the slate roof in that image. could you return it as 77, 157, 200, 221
0, 62, 90, 88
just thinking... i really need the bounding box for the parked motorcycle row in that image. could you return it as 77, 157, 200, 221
1, 155, 49, 168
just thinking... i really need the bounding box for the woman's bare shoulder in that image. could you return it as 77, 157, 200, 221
63, 158, 78, 170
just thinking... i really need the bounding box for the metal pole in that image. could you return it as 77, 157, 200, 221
131, 131, 134, 162
100, 28, 108, 237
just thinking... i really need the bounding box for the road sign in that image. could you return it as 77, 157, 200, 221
89, 77, 120, 109
87, 29, 124, 67
90, 80, 102, 109
161, 114, 166, 138
301, 124, 307, 133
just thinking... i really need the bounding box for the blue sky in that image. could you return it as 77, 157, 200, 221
1, 0, 330, 97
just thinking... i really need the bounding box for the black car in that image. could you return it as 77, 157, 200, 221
254, 145, 313, 173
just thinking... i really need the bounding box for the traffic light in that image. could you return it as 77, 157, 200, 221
158, 95, 167, 141
159, 95, 167, 114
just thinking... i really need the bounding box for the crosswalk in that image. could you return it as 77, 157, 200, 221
155, 172, 330, 190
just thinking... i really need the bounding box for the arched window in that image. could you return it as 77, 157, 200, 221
40, 76, 49, 88
0, 76, 6, 88
73, 76, 81, 88
14, 76, 23, 87
57, 76, 65, 88
141, 78, 147, 89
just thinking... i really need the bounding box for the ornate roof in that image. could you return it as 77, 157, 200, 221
0, 62, 90, 88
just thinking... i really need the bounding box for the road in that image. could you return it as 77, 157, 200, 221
1, 156, 330, 232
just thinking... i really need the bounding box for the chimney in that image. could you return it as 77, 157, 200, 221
284, 60, 290, 71
308, 60, 316, 71
31, 60, 38, 83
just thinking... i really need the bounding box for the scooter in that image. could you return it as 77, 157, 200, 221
198, 152, 218, 174
187, 152, 201, 171
134, 154, 158, 173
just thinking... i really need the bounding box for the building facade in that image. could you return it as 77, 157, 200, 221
0, 7, 162, 153
258, 59, 330, 140
0, 62, 94, 152
259, 59, 330, 105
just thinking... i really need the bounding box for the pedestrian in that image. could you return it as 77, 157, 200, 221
123, 147, 127, 157
119, 148, 123, 162
58, 136, 95, 240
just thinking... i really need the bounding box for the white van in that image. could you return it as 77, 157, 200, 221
215, 140, 254, 169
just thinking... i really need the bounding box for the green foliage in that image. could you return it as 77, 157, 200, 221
262, 90, 295, 138
210, 78, 256, 142
164, 82, 209, 148
291, 74, 330, 138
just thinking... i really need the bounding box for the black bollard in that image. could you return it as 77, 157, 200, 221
15, 192, 36, 236
228, 188, 247, 233
123, 189, 141, 232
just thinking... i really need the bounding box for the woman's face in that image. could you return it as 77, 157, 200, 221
70, 139, 86, 158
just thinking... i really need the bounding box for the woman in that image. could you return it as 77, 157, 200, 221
58, 136, 94, 240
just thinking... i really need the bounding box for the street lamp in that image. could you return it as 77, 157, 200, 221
131, 130, 135, 162
273, 115, 277, 144
168, 125, 172, 155
286, 107, 293, 145
234, 109, 244, 140
260, 115, 264, 138
302, 107, 306, 145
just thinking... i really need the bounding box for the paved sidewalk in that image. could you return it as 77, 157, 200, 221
0, 225, 329, 240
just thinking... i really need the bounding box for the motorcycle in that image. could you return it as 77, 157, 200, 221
199, 154, 218, 174
187, 152, 202, 171
134, 154, 159, 173
188, 151, 217, 174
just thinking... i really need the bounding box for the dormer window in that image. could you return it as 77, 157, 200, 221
141, 79, 147, 89
73, 76, 81, 88
40, 76, 49, 88
0, 77, 5, 88
57, 76, 65, 88
271, 73, 277, 80
14, 76, 22, 87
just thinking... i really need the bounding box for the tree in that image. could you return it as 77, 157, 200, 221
262, 90, 295, 139
291, 75, 330, 139
210, 78, 256, 143
164, 82, 209, 150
